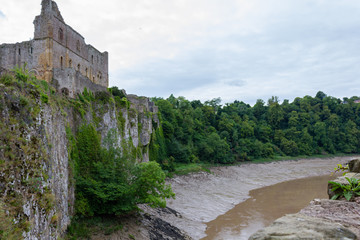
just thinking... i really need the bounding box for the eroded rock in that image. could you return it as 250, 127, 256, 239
349, 159, 360, 173
249, 213, 357, 240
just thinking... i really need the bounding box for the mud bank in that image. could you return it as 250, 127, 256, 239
165, 156, 359, 239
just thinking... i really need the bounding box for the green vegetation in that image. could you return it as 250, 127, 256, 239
70, 125, 174, 217
332, 163, 349, 176
329, 177, 360, 201
150, 92, 360, 171
0, 201, 23, 240
66, 215, 124, 239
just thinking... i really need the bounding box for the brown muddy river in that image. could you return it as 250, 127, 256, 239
202, 174, 335, 240
166, 156, 358, 239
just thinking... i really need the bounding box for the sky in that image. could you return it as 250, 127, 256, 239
1, 0, 360, 105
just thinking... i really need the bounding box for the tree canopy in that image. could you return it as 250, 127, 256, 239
150, 92, 360, 167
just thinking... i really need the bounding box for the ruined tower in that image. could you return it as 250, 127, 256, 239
0, 0, 109, 97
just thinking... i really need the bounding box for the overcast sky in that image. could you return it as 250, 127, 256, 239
1, 0, 360, 104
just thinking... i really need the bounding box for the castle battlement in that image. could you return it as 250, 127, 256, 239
0, 0, 109, 97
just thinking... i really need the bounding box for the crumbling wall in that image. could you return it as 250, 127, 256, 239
1, 0, 108, 89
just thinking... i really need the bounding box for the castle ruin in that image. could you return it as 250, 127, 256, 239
0, 0, 108, 97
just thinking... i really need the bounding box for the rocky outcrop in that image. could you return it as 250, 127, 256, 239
249, 213, 357, 240
349, 159, 360, 173
300, 199, 360, 238
90, 206, 193, 240
0, 80, 159, 239
142, 209, 193, 240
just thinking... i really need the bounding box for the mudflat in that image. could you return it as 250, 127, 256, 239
166, 156, 359, 239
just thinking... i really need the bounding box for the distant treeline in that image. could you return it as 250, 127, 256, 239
149, 92, 360, 170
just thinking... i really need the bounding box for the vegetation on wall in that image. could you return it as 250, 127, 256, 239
150, 93, 360, 169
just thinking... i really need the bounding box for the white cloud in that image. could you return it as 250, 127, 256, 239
1, 0, 360, 104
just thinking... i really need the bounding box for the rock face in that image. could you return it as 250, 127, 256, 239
0, 82, 159, 239
249, 213, 357, 240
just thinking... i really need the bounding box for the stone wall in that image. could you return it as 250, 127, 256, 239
52, 68, 107, 98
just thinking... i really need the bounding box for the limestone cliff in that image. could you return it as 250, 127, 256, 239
0, 73, 159, 239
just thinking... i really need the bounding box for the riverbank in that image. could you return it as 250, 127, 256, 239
166, 156, 359, 239
80, 155, 358, 239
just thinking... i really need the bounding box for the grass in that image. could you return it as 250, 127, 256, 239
170, 153, 360, 177
173, 163, 212, 176
251, 152, 359, 164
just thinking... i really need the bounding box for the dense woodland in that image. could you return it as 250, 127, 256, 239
149, 92, 360, 170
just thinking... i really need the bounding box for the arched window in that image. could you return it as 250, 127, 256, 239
76, 40, 80, 52
60, 56, 63, 69
30, 47, 33, 54
77, 64, 81, 72
18, 48, 21, 55
85, 68, 88, 77
69, 59, 72, 68
59, 28, 63, 41
91, 55, 94, 64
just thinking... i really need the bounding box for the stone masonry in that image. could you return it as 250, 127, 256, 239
0, 0, 108, 97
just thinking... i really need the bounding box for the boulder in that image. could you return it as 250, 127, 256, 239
348, 159, 360, 173
249, 213, 357, 240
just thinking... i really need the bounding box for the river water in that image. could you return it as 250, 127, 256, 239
166, 156, 358, 239
202, 175, 335, 240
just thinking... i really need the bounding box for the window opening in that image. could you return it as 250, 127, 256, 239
59, 28, 64, 41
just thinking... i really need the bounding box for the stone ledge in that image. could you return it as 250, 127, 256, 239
249, 213, 357, 240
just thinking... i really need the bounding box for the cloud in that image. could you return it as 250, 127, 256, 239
1, 0, 360, 104
0, 10, 5, 18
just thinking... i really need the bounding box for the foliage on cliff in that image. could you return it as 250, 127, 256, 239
0, 66, 57, 238
150, 93, 360, 167
69, 125, 174, 217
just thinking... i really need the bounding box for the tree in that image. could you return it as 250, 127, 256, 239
73, 126, 175, 216
267, 97, 284, 129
